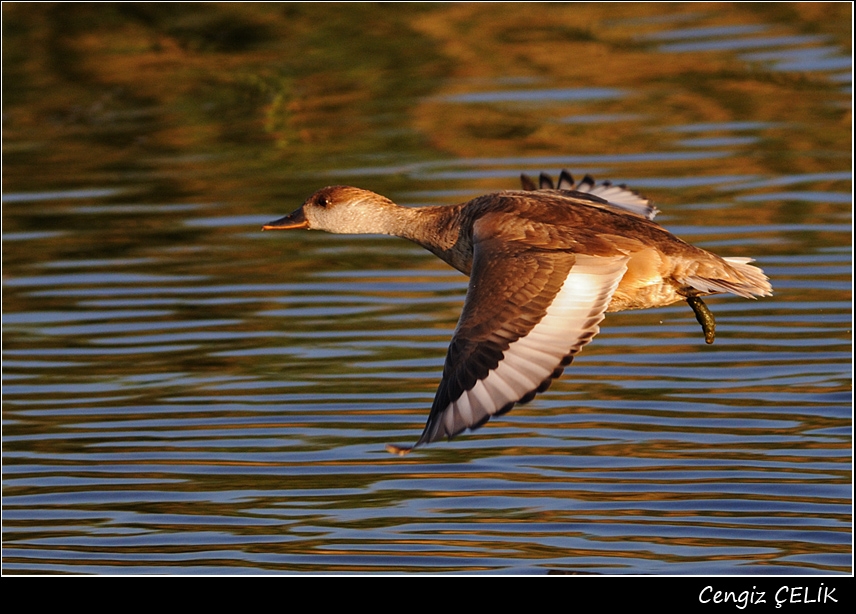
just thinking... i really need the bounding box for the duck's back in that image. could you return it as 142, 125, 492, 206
457, 189, 767, 312
465, 189, 674, 249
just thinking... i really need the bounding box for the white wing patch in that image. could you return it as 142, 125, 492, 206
439, 255, 628, 433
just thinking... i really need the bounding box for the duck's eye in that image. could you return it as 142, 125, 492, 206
317, 195, 331, 208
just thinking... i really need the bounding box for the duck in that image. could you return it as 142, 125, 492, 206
263, 170, 772, 455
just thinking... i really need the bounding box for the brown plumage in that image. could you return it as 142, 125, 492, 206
263, 171, 772, 454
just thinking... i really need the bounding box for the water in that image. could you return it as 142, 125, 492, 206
2, 3, 851, 575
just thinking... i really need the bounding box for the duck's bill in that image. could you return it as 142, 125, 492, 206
262, 209, 309, 230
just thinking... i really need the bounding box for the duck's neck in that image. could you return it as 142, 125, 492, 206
361, 199, 471, 274
364, 200, 426, 239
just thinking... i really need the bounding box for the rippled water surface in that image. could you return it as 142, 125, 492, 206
2, 4, 851, 574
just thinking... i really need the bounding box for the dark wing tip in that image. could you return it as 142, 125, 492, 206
520, 173, 537, 191
579, 174, 596, 191
557, 169, 575, 190
539, 172, 554, 189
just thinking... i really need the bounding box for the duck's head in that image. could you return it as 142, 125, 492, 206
262, 186, 397, 234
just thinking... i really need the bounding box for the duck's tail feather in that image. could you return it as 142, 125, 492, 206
686, 257, 773, 299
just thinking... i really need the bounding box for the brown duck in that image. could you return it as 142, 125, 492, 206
263, 171, 772, 454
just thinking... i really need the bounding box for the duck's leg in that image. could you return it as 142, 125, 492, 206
687, 296, 716, 344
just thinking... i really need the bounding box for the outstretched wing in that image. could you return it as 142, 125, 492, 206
387, 220, 628, 454
521, 170, 658, 220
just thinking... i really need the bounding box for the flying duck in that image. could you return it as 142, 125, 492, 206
263, 170, 772, 454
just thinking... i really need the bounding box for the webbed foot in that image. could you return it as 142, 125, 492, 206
687, 296, 716, 344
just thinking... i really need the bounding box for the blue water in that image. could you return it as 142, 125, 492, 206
2, 3, 851, 574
